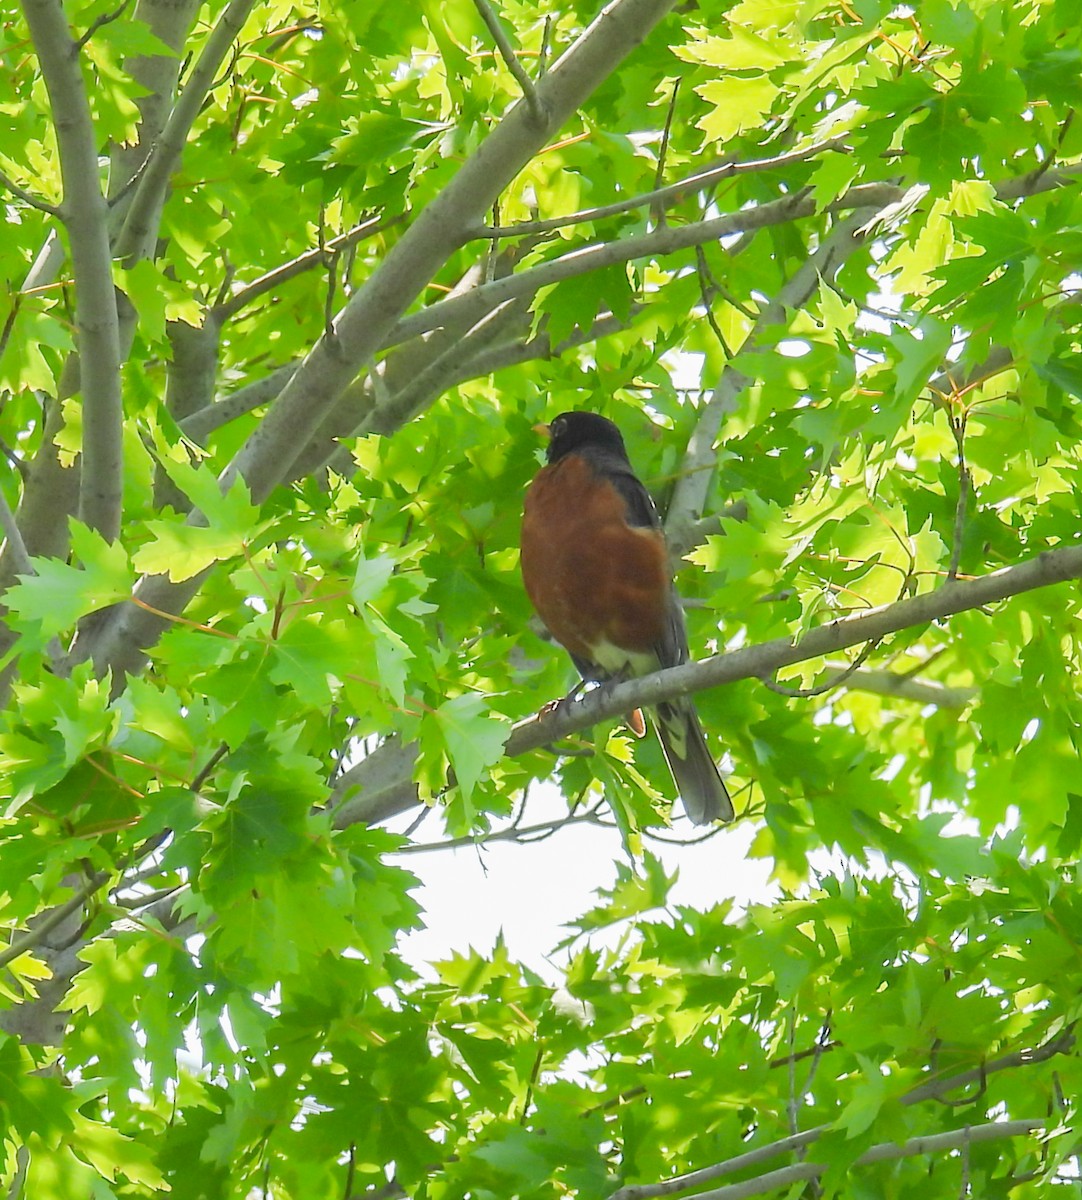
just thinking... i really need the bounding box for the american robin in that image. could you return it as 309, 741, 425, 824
521, 411, 734, 825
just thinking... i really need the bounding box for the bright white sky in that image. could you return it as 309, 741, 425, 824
393, 791, 774, 979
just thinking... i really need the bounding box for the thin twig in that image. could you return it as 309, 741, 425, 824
320, 207, 339, 341
786, 1009, 799, 1138
0, 488, 33, 579
472, 0, 545, 124
191, 741, 229, 792
0, 492, 69, 672
390, 804, 610, 854
946, 411, 969, 582
538, 15, 552, 73
694, 244, 757, 319
470, 136, 852, 240
0, 168, 60, 215
0, 436, 28, 482
211, 213, 402, 321
342, 1144, 356, 1200
0, 296, 22, 365
650, 78, 680, 227
1027, 106, 1075, 186
112, 883, 185, 910
695, 245, 733, 356
0, 873, 109, 970
73, 0, 133, 51
827, 663, 973, 708
761, 637, 882, 698
521, 1046, 544, 1124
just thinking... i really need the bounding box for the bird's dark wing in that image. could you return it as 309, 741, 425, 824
576, 445, 662, 532
598, 458, 693, 673
606, 466, 663, 531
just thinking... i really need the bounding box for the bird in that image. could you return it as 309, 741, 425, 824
520, 410, 734, 825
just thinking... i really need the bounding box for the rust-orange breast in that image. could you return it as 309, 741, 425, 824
522, 454, 670, 666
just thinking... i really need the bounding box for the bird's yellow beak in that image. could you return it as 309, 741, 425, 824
532, 422, 551, 438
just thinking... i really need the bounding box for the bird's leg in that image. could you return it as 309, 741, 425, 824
593, 668, 647, 739
534, 678, 588, 721
535, 675, 644, 740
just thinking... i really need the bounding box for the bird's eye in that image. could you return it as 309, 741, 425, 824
551, 417, 565, 437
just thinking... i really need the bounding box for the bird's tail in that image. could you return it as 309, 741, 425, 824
654, 700, 734, 826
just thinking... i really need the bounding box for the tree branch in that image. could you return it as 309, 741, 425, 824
331, 544, 1082, 827
0, 488, 34, 582
509, 544, 1082, 760
73, 0, 134, 51
0, 873, 108, 971
210, 214, 403, 322
651, 1120, 1046, 1200
900, 1027, 1076, 1106
665, 208, 875, 549
384, 163, 1082, 354
106, 0, 203, 215
113, 0, 257, 266
179, 364, 299, 442
468, 136, 853, 240
611, 1030, 1076, 1200
472, 0, 545, 125
21, 0, 124, 541
831, 665, 974, 708
385, 187, 839, 351
74, 125, 1082, 678
357, 297, 530, 435
392, 803, 611, 855
0, 168, 60, 215
216, 0, 680, 505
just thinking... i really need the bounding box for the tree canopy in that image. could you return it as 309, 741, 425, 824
1, 0, 1081, 1194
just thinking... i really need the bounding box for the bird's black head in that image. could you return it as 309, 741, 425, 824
544, 411, 628, 465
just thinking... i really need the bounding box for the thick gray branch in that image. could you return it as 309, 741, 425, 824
21, 0, 123, 541
384, 163, 1082, 354
107, 0, 202, 206
218, 0, 679, 504
385, 189, 837, 351
509, 544, 1082, 758
665, 209, 874, 549
78, 0, 680, 677
317, 307, 636, 478
179, 365, 298, 442
113, 0, 256, 265
357, 298, 529, 436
